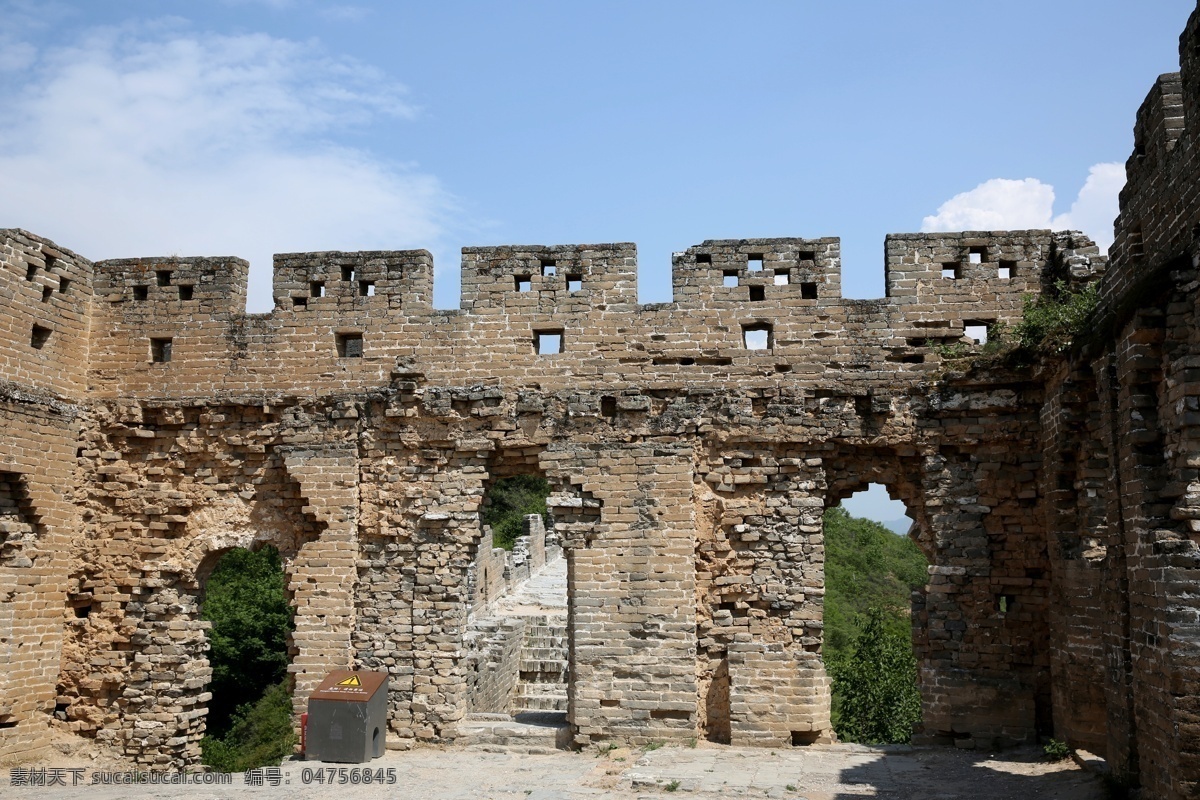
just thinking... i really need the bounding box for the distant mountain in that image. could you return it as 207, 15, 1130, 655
882, 517, 912, 536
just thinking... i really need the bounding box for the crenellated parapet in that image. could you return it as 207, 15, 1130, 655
0, 228, 1108, 400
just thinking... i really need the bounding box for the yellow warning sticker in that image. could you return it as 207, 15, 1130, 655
336, 675, 361, 687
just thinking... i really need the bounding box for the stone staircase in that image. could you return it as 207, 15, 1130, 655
461, 557, 570, 750
511, 616, 568, 713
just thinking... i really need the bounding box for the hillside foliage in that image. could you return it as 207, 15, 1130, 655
823, 505, 928, 743
482, 474, 551, 550
199, 545, 296, 770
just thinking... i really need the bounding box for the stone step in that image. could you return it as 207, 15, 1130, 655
459, 712, 570, 750
511, 693, 567, 712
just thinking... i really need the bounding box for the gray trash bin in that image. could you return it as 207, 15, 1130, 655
305, 670, 388, 763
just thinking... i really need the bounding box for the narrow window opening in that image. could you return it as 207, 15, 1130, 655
310, 281, 325, 298
535, 330, 563, 355
941, 264, 960, 280
341, 266, 355, 282
775, 363, 792, 373
747, 254, 764, 272
292, 296, 308, 309
515, 275, 532, 292
742, 323, 772, 350
998, 260, 1016, 279
798, 250, 816, 262
679, 357, 696, 366
25, 262, 37, 280
964, 321, 990, 344
133, 285, 149, 301
150, 337, 172, 363
774, 270, 790, 285
1128, 225, 1145, 258
336, 332, 363, 358
359, 281, 375, 297
695, 253, 712, 264
541, 259, 557, 276
30, 325, 51, 350
178, 285, 194, 301
800, 282, 818, 299
998, 594, 1016, 614
567, 275, 583, 292
601, 396, 617, 418
58, 277, 70, 294
41, 286, 53, 303
723, 271, 739, 288
156, 270, 172, 287
749, 285, 765, 302
73, 604, 92, 619
45, 254, 57, 272
1135, 139, 1147, 157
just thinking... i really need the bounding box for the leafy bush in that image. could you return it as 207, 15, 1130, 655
201, 679, 297, 772
482, 475, 550, 550
827, 607, 921, 744
1043, 738, 1072, 761
200, 545, 295, 769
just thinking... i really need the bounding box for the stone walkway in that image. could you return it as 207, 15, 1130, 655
492, 553, 567, 617
17, 742, 1104, 799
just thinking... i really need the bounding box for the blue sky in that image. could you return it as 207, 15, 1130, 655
2, 1, 1195, 520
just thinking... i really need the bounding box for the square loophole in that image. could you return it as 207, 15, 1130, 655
178, 285, 194, 301
999, 260, 1017, 279
150, 337, 172, 363
968, 246, 987, 264
964, 321, 990, 344
695, 253, 712, 264
515, 275, 532, 292
800, 282, 818, 299
567, 274, 583, 292
747, 253, 764, 272
341, 265, 355, 282
292, 296, 308, 309
336, 332, 363, 358
359, 281, 375, 297
541, 259, 557, 277
58, 277, 71, 294
30, 325, 51, 350
748, 285, 765, 302
941, 264, 960, 279
742, 323, 772, 350
310, 281, 325, 298
41, 286, 52, 302
156, 270, 172, 287
133, 285, 149, 301
774, 270, 790, 286
723, 270, 739, 288
535, 329, 563, 355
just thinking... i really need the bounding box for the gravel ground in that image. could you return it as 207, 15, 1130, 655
7, 740, 1104, 800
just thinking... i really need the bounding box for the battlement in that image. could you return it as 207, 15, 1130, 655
460, 243, 637, 312
272, 249, 432, 314
0, 227, 1097, 400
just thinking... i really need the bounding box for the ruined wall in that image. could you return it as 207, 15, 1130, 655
0, 231, 92, 764
1, 224, 1091, 766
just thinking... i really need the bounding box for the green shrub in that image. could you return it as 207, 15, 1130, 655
201, 679, 297, 772
482, 475, 551, 550
828, 607, 922, 744
1043, 738, 1072, 761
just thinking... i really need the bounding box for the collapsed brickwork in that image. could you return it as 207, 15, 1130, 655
2, 4, 1200, 796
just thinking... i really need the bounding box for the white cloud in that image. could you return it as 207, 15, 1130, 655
921, 164, 1124, 252
0, 21, 452, 311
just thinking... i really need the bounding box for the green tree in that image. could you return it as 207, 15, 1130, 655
201, 680, 297, 773
482, 475, 550, 550
200, 545, 294, 739
828, 607, 922, 744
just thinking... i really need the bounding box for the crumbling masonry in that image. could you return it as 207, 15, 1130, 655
4, 6, 1200, 797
